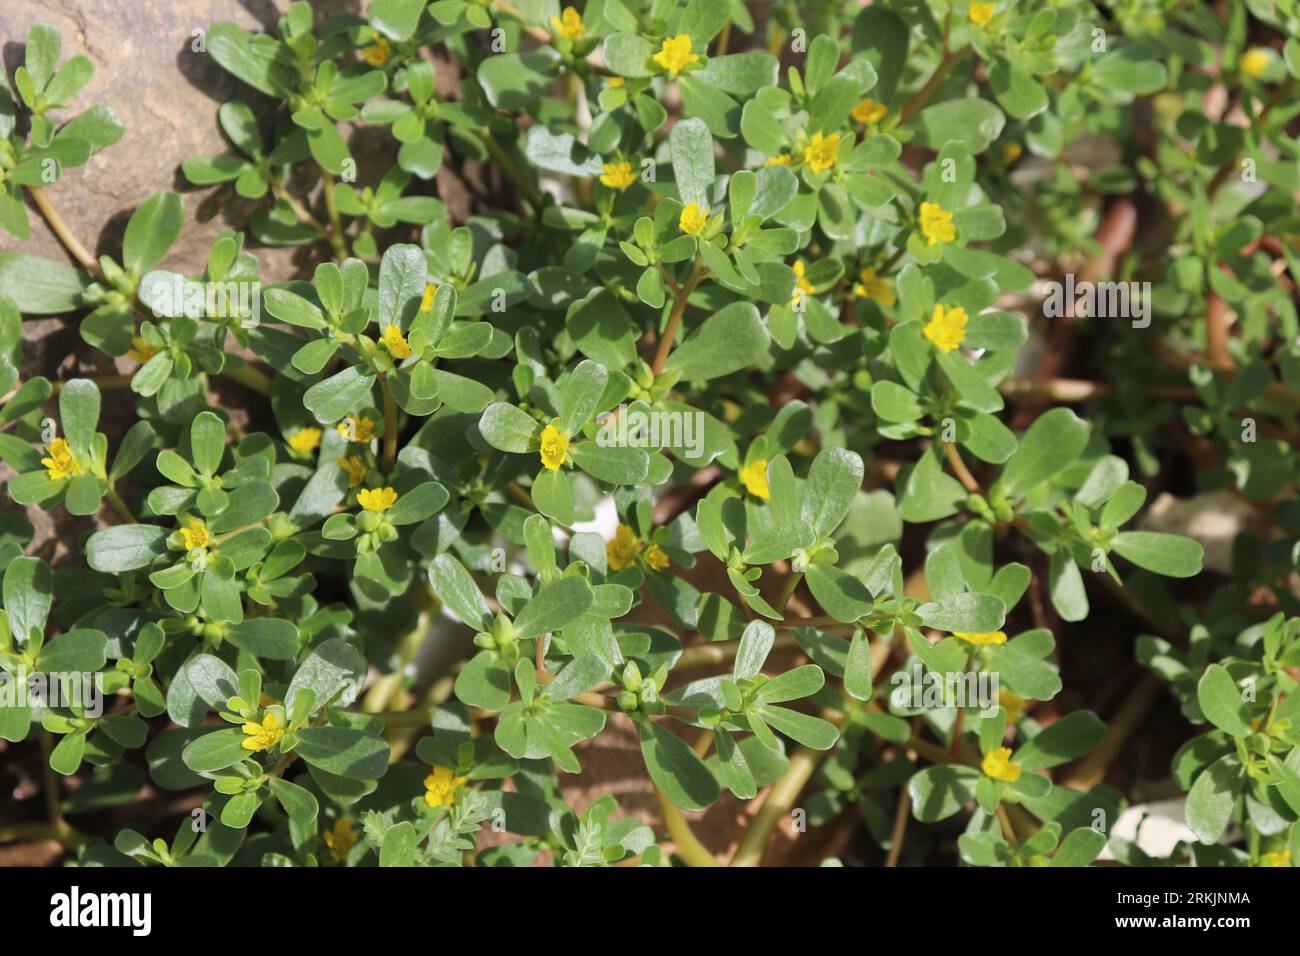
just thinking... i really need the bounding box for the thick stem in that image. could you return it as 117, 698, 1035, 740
654, 785, 720, 867
104, 487, 135, 524
899, 47, 971, 123
650, 254, 705, 376
27, 187, 100, 278
320, 174, 351, 260
942, 441, 980, 494
220, 364, 274, 397
381, 374, 399, 475
479, 130, 543, 210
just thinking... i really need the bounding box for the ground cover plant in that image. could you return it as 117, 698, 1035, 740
0, 0, 1298, 869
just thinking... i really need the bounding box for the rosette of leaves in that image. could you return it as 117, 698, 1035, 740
0, 557, 109, 752
207, 2, 387, 175
0, 24, 124, 240
479, 358, 650, 524
1142, 615, 1300, 863
79, 191, 185, 357
2, 378, 152, 517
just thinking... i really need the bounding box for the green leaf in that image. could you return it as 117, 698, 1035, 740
182, 728, 250, 773
0, 252, 87, 314
909, 765, 980, 822
664, 302, 769, 381
86, 524, 169, 572
844, 630, 873, 701
268, 777, 318, 824
1185, 754, 1241, 844
479, 402, 540, 453
225, 618, 298, 660
4, 556, 52, 642
1196, 664, 1252, 737
638, 720, 720, 811
513, 575, 594, 640
454, 650, 512, 712
569, 442, 649, 484
427, 554, 492, 630
757, 704, 839, 750
294, 727, 390, 780
669, 117, 714, 208
800, 447, 863, 538
123, 192, 183, 274
304, 366, 376, 425
35, 628, 107, 672
916, 593, 1006, 633
1111, 532, 1203, 578
1013, 711, 1106, 770
999, 408, 1089, 497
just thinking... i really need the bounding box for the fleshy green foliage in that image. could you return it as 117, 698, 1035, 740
0, 0, 1296, 869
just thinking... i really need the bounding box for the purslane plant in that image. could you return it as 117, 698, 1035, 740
0, 0, 1296, 868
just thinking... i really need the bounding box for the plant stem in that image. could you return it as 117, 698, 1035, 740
320, 174, 351, 260
220, 364, 274, 396
479, 130, 543, 210
731, 741, 826, 866
650, 253, 705, 376
27, 187, 100, 278
104, 487, 135, 524
490, 0, 553, 45
899, 46, 971, 124
51, 374, 132, 394
654, 784, 720, 867
884, 786, 911, 867
381, 374, 399, 475
942, 441, 981, 493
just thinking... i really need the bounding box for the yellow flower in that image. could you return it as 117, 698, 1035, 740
600, 161, 637, 190
127, 336, 160, 363
652, 34, 699, 77
288, 427, 322, 455
968, 2, 996, 26
419, 282, 438, 313
952, 629, 1006, 645
179, 517, 210, 551
357, 486, 398, 512
643, 543, 669, 571
679, 201, 708, 236
424, 766, 468, 808
790, 259, 816, 306
337, 415, 375, 443
41, 437, 81, 481
765, 154, 792, 166
606, 76, 624, 89
851, 267, 896, 306
919, 201, 956, 246
323, 819, 356, 863
1241, 46, 1272, 78
923, 304, 968, 352
360, 36, 390, 66
803, 131, 841, 173
607, 523, 641, 571
539, 423, 569, 470
241, 712, 285, 752
1258, 848, 1290, 867
739, 459, 770, 500
1000, 689, 1026, 723
982, 746, 1021, 782
381, 323, 412, 359
550, 6, 584, 41
337, 456, 368, 488
851, 98, 888, 125
1001, 141, 1022, 166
